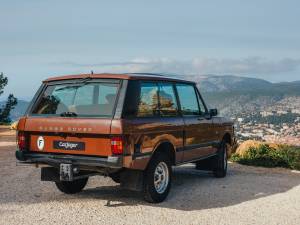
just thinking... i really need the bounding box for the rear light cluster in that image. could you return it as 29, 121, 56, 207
111, 137, 123, 155
17, 132, 27, 150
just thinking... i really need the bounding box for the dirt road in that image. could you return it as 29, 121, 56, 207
0, 128, 299, 225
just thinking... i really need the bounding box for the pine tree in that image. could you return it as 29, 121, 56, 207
0, 73, 18, 124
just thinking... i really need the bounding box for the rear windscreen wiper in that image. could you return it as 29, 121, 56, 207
78, 77, 92, 83
60, 112, 78, 117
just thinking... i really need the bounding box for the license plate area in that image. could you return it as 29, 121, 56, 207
54, 141, 85, 151
60, 164, 73, 181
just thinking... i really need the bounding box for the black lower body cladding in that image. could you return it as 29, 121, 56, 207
15, 150, 123, 169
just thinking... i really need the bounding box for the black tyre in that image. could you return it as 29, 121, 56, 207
195, 157, 214, 171
109, 172, 121, 183
55, 178, 88, 194
213, 141, 228, 178
143, 153, 172, 203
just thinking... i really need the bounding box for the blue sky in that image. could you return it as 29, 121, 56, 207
1, 0, 300, 100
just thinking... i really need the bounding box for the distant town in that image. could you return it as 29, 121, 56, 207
232, 97, 300, 146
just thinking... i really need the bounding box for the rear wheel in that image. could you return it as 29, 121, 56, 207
143, 153, 172, 203
195, 157, 214, 171
109, 172, 121, 183
213, 141, 228, 178
55, 178, 88, 194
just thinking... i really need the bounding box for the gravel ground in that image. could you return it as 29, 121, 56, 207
0, 129, 300, 225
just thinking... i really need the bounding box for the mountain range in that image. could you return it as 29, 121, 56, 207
190, 75, 300, 95
192, 75, 300, 116
2, 75, 300, 120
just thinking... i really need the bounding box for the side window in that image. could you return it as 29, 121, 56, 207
137, 82, 159, 117
158, 83, 178, 117
176, 84, 200, 116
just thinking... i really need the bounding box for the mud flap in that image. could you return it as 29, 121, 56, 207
41, 167, 60, 182
120, 169, 144, 191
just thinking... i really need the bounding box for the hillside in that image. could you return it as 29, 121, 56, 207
0, 100, 29, 121
189, 75, 300, 116
191, 75, 273, 93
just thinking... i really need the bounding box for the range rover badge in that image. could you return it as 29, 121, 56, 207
37, 136, 45, 150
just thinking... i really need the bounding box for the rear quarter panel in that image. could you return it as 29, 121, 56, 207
120, 117, 184, 170
17, 117, 27, 131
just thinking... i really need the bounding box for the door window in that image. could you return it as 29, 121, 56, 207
158, 83, 178, 117
176, 84, 200, 116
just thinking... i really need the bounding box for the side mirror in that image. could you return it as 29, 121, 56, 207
209, 108, 218, 117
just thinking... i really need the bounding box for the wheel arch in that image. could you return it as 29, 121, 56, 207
222, 132, 233, 157
151, 141, 176, 166
222, 132, 232, 145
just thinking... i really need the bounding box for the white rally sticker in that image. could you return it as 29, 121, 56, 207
37, 136, 45, 150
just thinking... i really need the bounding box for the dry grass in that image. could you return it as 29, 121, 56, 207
235, 140, 284, 157
232, 141, 300, 170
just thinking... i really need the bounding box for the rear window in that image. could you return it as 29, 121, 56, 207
31, 80, 120, 117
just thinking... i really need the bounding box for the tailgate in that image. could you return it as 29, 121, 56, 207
24, 117, 114, 157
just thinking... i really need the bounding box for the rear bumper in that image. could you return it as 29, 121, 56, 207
15, 150, 123, 169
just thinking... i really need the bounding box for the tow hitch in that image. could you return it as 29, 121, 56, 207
60, 164, 73, 181
41, 165, 98, 182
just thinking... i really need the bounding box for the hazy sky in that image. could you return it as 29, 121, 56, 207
1, 0, 300, 100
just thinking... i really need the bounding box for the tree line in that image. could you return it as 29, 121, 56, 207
0, 73, 17, 124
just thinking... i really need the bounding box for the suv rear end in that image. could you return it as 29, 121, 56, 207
16, 75, 128, 183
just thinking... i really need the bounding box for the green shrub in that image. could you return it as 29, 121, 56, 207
231, 144, 300, 170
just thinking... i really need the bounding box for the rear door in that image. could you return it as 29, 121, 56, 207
24, 79, 121, 157
175, 83, 215, 162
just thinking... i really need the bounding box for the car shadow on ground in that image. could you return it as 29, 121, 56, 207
74, 164, 300, 211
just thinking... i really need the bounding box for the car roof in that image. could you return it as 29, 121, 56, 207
43, 73, 195, 84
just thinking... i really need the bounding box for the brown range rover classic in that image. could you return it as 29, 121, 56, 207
16, 73, 235, 203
